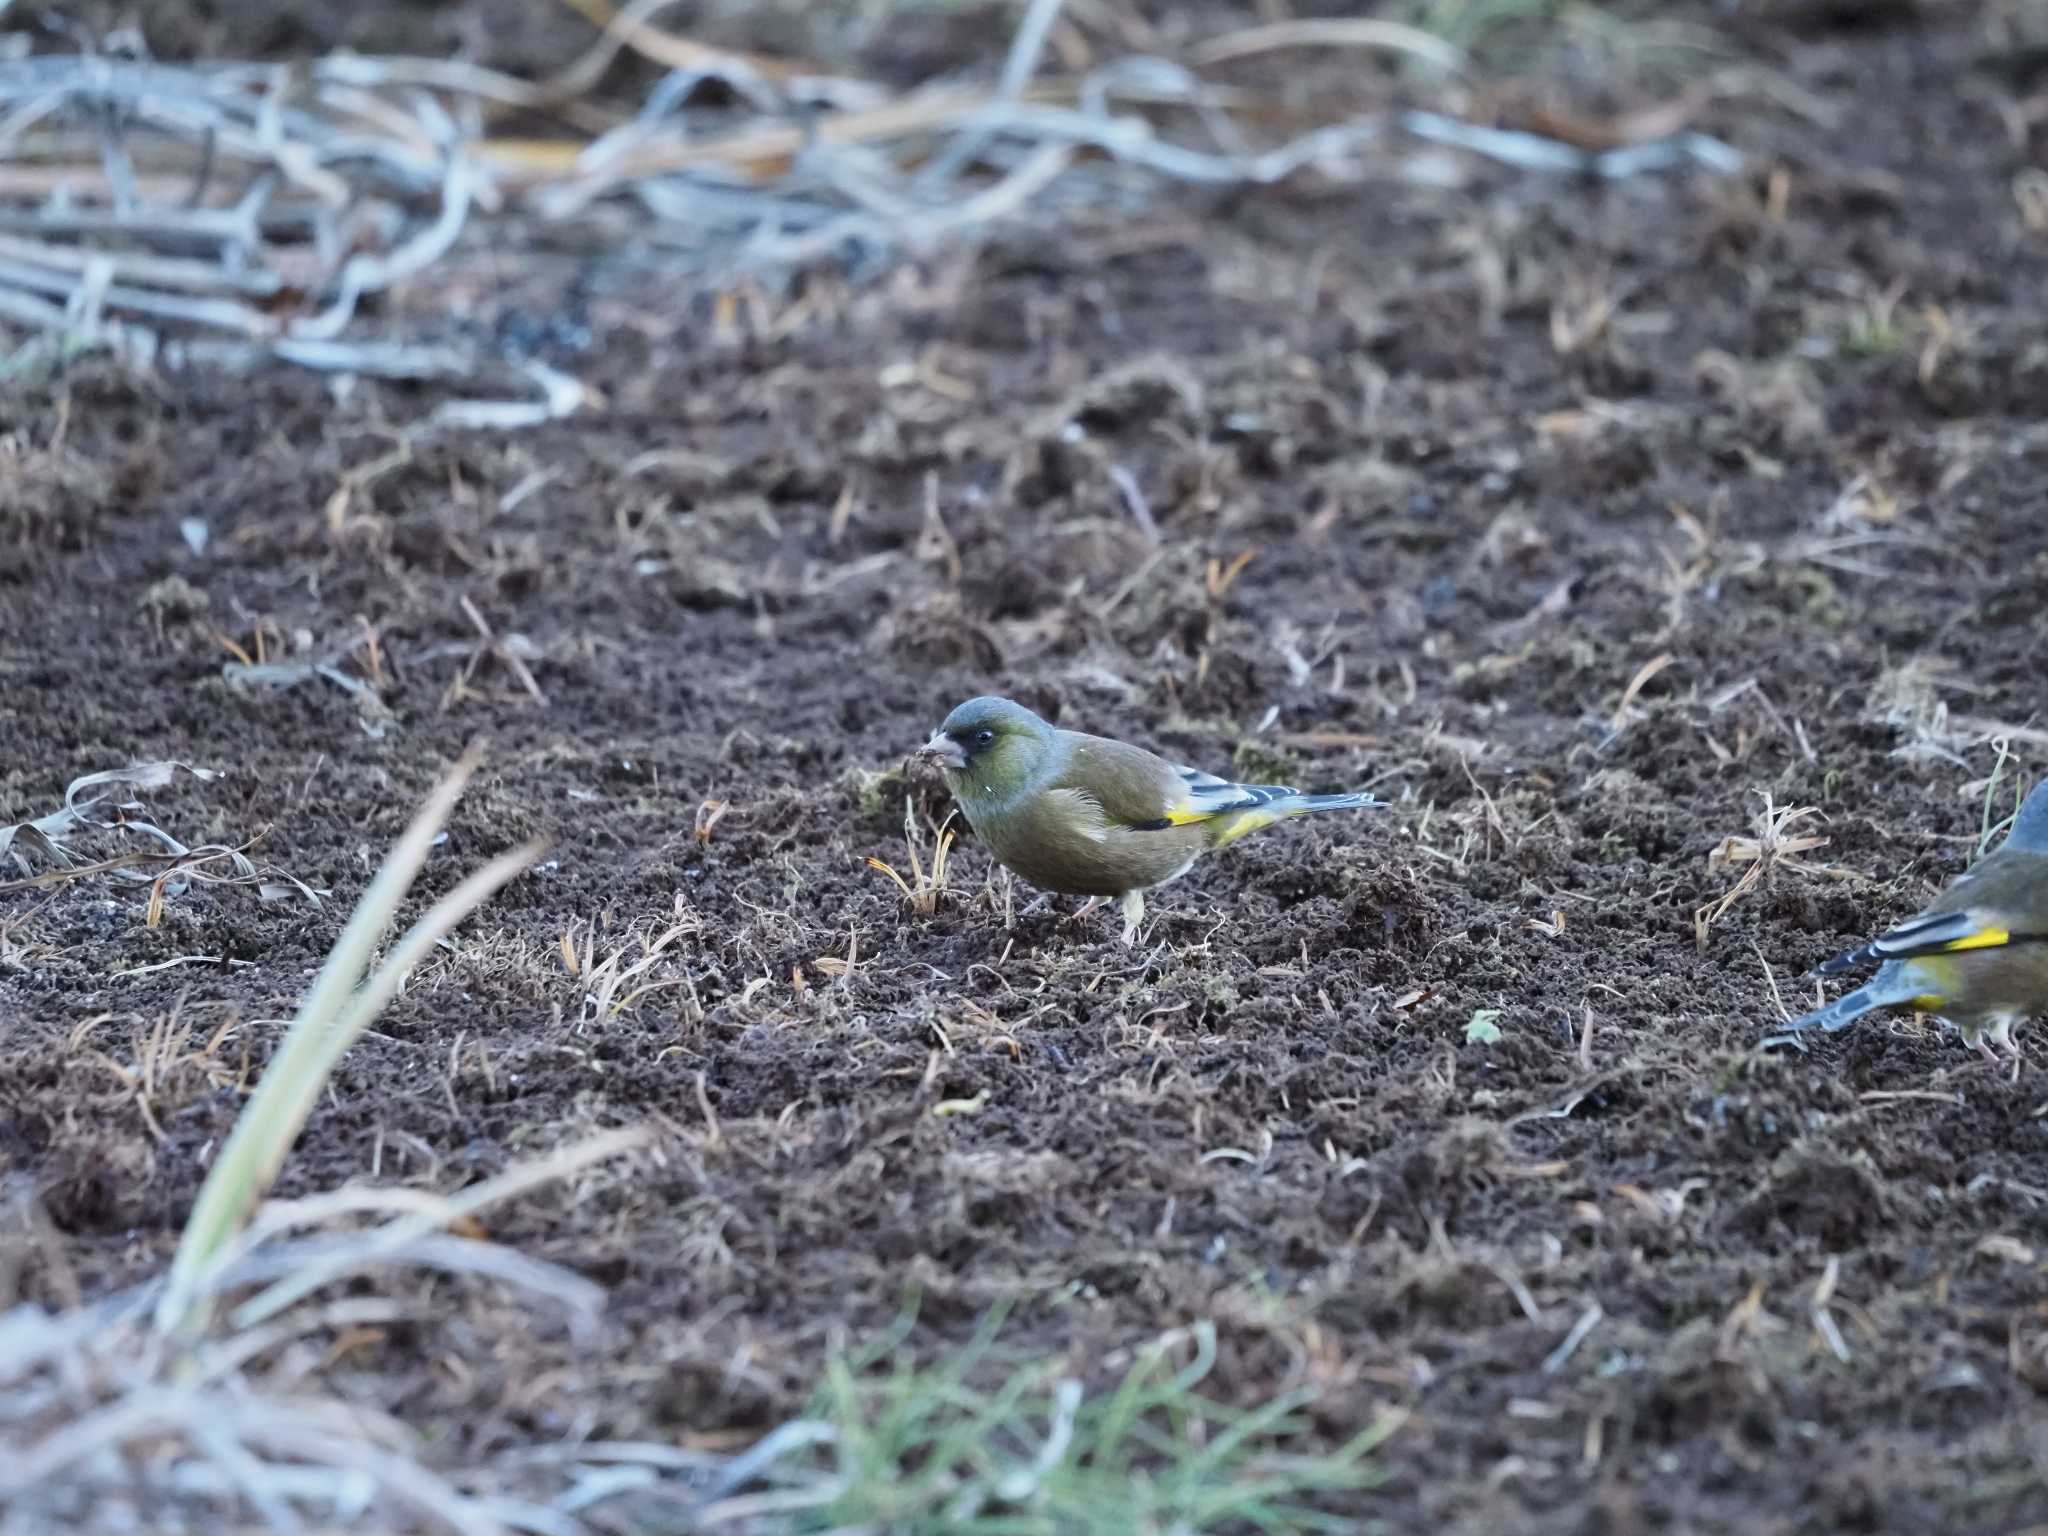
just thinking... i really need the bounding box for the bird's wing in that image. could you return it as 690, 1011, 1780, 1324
1053, 733, 1295, 831
1820, 839, 2048, 976
1169, 762, 1300, 816
1818, 903, 2042, 975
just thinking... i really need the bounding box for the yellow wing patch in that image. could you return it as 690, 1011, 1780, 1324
1935, 927, 2010, 953
1163, 808, 1214, 826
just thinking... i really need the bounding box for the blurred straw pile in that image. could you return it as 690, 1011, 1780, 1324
0, 0, 1753, 400
0, 0, 1465, 391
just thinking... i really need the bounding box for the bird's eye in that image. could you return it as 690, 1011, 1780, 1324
973, 728, 996, 747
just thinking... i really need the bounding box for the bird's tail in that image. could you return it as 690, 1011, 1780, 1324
1207, 791, 1383, 848
1779, 960, 1933, 1035
1781, 984, 1890, 1034
1294, 792, 1385, 814
1777, 958, 1949, 1040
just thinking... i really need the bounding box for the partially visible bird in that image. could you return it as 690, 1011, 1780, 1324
1779, 779, 2048, 1066
914, 695, 1383, 944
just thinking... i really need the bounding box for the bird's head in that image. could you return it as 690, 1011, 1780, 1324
2008, 778, 2048, 854
915, 695, 1053, 801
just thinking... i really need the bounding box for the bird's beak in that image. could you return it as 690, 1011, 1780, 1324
915, 732, 967, 772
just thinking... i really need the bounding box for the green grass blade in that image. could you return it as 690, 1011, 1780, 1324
152, 745, 533, 1338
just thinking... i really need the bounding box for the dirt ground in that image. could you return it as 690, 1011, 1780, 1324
6, 2, 2048, 1531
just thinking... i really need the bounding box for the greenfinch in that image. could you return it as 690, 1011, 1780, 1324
915, 695, 1383, 944
1780, 779, 2048, 1063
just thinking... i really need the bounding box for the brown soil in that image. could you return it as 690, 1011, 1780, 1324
6, 3, 2048, 1532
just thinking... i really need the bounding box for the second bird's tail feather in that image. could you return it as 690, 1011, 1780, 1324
1293, 792, 1385, 813
1782, 984, 1888, 1034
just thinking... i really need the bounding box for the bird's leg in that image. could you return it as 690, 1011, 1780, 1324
1985, 1016, 2026, 1082
1065, 896, 1104, 925
1119, 889, 1145, 947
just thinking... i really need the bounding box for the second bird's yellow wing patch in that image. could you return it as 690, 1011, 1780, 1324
1932, 927, 2010, 953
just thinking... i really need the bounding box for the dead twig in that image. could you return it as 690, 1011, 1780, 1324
447, 595, 547, 707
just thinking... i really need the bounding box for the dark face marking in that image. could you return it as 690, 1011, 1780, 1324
920, 717, 1003, 774
936, 715, 1007, 767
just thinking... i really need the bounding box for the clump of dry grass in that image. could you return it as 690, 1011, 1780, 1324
0, 434, 111, 543
0, 1128, 655, 1535
560, 901, 706, 1028
1866, 657, 2048, 768
1693, 790, 1860, 950
67, 1003, 253, 1145
867, 796, 958, 916
0, 760, 320, 925
1868, 656, 1976, 765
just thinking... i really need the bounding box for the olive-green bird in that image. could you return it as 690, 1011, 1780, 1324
915, 695, 1383, 944
1781, 779, 2048, 1064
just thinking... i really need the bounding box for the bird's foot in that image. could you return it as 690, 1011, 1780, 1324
1118, 890, 1145, 947
1065, 897, 1104, 925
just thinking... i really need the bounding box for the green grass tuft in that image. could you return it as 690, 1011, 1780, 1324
729, 1305, 1394, 1535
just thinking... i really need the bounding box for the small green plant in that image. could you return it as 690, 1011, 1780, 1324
1465, 1009, 1504, 1046
1976, 738, 2027, 863
711, 1306, 1394, 1534
1841, 283, 1909, 359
